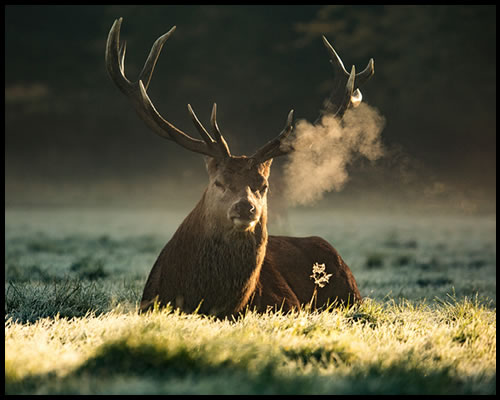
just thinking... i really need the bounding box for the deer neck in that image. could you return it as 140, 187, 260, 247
196, 192, 269, 267
181, 192, 268, 316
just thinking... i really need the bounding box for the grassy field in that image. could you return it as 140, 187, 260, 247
5, 207, 496, 394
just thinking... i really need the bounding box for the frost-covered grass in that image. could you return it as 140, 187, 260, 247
4, 207, 496, 394
5, 298, 496, 395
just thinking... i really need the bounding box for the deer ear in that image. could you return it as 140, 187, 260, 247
204, 156, 219, 175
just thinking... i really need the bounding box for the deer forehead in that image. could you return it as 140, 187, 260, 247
208, 156, 271, 181
209, 157, 271, 187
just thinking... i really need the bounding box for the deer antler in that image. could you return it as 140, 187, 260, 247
251, 36, 375, 164
250, 110, 295, 163
105, 18, 231, 159
106, 19, 374, 164
317, 36, 374, 122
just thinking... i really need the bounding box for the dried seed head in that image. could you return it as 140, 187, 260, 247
310, 262, 333, 288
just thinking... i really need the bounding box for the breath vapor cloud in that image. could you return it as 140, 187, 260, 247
282, 103, 385, 206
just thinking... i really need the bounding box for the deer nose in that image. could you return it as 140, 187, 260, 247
231, 199, 256, 220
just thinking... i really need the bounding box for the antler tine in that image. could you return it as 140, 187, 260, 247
106, 18, 129, 91
105, 18, 230, 159
322, 35, 349, 76
333, 65, 356, 118
210, 103, 231, 158
251, 109, 294, 163
138, 25, 176, 90
355, 58, 374, 88
186, 104, 232, 158
118, 40, 126, 75
187, 104, 215, 145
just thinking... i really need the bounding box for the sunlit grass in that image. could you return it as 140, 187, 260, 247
5, 296, 496, 395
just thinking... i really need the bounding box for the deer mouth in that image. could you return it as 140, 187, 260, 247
231, 217, 258, 231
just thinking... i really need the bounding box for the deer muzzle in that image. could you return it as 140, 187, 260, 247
229, 199, 258, 231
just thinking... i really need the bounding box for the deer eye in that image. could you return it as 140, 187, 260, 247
214, 180, 225, 190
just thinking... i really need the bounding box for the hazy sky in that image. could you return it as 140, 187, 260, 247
5, 5, 496, 214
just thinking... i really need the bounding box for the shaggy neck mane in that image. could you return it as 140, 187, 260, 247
170, 190, 268, 317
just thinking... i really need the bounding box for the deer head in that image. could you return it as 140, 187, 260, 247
105, 18, 374, 232
201, 156, 271, 232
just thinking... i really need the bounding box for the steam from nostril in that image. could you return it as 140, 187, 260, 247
282, 103, 385, 206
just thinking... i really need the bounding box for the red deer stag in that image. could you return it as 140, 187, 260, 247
105, 18, 374, 318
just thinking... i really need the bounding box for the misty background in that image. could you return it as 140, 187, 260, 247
5, 5, 496, 215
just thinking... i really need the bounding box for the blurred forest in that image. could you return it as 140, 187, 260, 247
5, 5, 496, 214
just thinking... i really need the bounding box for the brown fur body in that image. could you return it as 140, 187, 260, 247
253, 235, 361, 313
